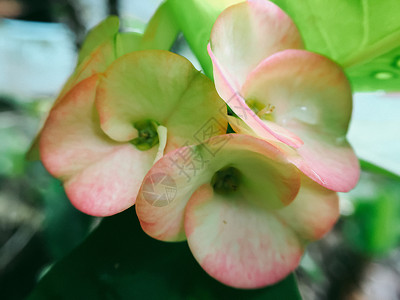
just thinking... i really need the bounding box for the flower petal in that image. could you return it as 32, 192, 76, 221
243, 49, 353, 137
28, 40, 115, 160
209, 0, 303, 88
184, 177, 338, 289
40, 75, 156, 216
288, 129, 360, 192
65, 145, 155, 216
40, 75, 113, 178
96, 50, 227, 151
242, 49, 359, 191
59, 32, 143, 104
184, 184, 303, 289
207, 0, 304, 148
29, 40, 116, 160
136, 134, 300, 242
153, 125, 168, 163
208, 46, 303, 148
277, 175, 339, 241
57, 39, 116, 102
77, 16, 119, 66
28, 32, 143, 161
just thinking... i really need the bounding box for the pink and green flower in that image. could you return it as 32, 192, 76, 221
136, 134, 339, 288
208, 0, 359, 192
40, 50, 227, 216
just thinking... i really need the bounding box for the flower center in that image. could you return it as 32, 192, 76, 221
211, 166, 242, 195
246, 99, 275, 121
131, 120, 160, 151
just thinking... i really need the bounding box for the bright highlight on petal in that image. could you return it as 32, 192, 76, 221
242, 50, 353, 137
153, 125, 168, 163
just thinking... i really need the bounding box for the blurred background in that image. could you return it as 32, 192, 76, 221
0, 0, 399, 299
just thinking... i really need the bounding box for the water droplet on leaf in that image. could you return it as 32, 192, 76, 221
373, 71, 394, 80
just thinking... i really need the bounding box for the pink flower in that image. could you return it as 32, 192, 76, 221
208, 0, 359, 192
40, 50, 227, 216
136, 134, 339, 288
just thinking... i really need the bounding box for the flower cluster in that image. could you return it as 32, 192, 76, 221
39, 50, 227, 216
37, 0, 359, 289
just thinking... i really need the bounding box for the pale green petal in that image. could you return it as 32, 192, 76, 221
136, 134, 300, 241
96, 50, 227, 150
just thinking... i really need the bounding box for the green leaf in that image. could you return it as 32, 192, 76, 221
346, 47, 400, 91
170, 0, 400, 90
342, 160, 400, 255
271, 0, 400, 91
0, 125, 29, 176
272, 1, 400, 67
28, 208, 302, 299
41, 177, 93, 260
168, 0, 243, 78
360, 159, 400, 181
